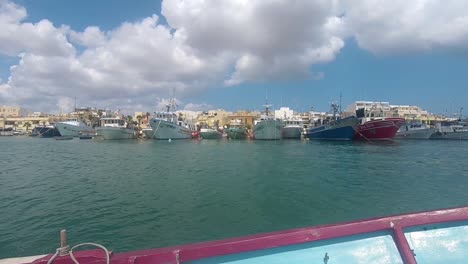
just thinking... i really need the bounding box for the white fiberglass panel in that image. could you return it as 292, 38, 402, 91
405, 222, 468, 264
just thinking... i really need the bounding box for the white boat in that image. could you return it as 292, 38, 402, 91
150, 111, 195, 140
254, 104, 283, 140
142, 128, 156, 139
95, 118, 136, 140
55, 118, 94, 137
395, 122, 435, 139
430, 121, 468, 140
282, 118, 303, 139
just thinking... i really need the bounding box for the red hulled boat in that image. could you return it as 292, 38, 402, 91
354, 117, 406, 140
353, 107, 405, 140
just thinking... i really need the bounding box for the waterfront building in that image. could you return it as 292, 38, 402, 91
226, 111, 259, 129
0, 106, 26, 117
274, 107, 294, 120
346, 101, 446, 124
197, 109, 231, 129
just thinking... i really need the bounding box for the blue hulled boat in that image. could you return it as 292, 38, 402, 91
305, 116, 359, 140
31, 125, 61, 138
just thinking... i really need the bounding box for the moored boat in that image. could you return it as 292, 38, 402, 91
305, 103, 358, 141
226, 126, 247, 140
149, 99, 196, 140
353, 108, 405, 140
55, 118, 94, 137
199, 128, 222, 139
253, 104, 282, 140
15, 206, 468, 264
306, 116, 359, 140
395, 122, 435, 139
31, 125, 61, 138
95, 118, 136, 140
430, 120, 468, 140
142, 128, 155, 139
282, 119, 303, 139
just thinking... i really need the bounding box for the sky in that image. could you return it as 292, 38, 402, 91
0, 0, 468, 117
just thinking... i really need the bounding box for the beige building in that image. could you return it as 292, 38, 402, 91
0, 106, 26, 117
226, 111, 260, 129
0, 116, 61, 132
346, 101, 445, 124
197, 109, 232, 129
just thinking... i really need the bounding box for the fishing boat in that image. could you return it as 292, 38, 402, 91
12, 206, 468, 264
430, 120, 468, 140
30, 125, 61, 138
305, 103, 359, 141
95, 117, 136, 140
353, 108, 405, 140
199, 128, 222, 139
282, 118, 303, 139
149, 99, 196, 140
395, 122, 436, 139
253, 104, 282, 140
55, 118, 94, 137
142, 128, 155, 139
226, 119, 248, 140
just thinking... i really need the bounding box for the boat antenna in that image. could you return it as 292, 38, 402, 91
339, 92, 342, 114
459, 107, 464, 121
74, 96, 77, 112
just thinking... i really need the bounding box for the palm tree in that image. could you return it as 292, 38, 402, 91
127, 115, 133, 124
23, 122, 31, 132
136, 115, 142, 127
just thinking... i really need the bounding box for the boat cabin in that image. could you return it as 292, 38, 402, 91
100, 118, 127, 128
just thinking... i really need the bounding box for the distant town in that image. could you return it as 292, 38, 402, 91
0, 101, 462, 133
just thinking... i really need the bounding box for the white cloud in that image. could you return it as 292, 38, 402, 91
341, 0, 468, 54
163, 0, 344, 85
183, 103, 214, 111
2, 0, 468, 112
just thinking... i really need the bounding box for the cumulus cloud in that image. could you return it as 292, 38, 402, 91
183, 103, 214, 111
163, 0, 344, 85
341, 0, 468, 54
1, 0, 468, 112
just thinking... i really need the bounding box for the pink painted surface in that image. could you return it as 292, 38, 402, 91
355, 117, 406, 140
28, 206, 468, 264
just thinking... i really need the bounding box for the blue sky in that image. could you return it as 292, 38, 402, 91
1, 0, 468, 116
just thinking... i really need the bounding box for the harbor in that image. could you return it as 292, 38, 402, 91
1, 101, 467, 142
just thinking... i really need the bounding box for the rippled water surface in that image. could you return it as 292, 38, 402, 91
0, 136, 467, 258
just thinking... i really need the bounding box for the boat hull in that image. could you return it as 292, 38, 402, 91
150, 119, 192, 140
395, 128, 435, 139
31, 126, 61, 138
95, 127, 135, 140
253, 119, 282, 140
226, 127, 247, 139
430, 130, 468, 140
55, 123, 94, 137
354, 118, 405, 140
282, 126, 302, 139
199, 129, 222, 139
142, 128, 155, 139
20, 206, 468, 264
306, 116, 358, 140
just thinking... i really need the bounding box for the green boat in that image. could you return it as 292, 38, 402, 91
199, 128, 222, 139
226, 126, 248, 139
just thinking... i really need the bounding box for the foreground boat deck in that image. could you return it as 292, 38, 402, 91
18, 206, 468, 264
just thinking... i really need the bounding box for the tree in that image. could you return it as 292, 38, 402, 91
136, 115, 142, 127
23, 122, 31, 132
127, 115, 133, 124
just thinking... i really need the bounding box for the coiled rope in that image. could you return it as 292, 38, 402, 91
46, 243, 110, 264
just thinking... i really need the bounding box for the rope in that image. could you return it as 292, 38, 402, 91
47, 243, 110, 264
